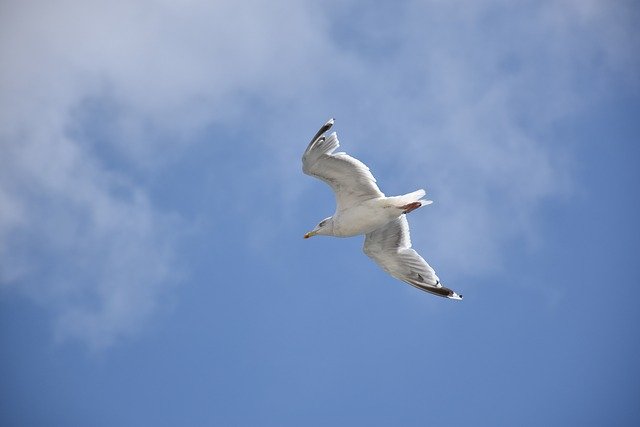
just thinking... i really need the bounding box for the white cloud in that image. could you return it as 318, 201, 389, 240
0, 0, 340, 349
0, 124, 181, 349
0, 0, 636, 348
289, 0, 638, 281
394, 0, 638, 278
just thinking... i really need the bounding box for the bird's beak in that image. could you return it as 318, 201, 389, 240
304, 231, 316, 239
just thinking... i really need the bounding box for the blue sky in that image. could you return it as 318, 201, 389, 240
1, 0, 639, 425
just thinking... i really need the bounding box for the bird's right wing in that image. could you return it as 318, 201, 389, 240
363, 216, 463, 299
302, 119, 384, 212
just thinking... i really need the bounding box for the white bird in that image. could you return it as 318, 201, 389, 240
303, 118, 463, 300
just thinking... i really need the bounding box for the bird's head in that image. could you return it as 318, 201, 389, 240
304, 217, 334, 238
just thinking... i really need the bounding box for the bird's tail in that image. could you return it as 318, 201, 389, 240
388, 189, 432, 213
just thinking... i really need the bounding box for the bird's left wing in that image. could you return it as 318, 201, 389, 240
302, 119, 384, 212
363, 216, 463, 300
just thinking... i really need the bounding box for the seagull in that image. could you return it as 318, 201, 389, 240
302, 118, 463, 300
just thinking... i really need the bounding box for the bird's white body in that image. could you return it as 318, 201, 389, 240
332, 193, 428, 237
332, 198, 398, 237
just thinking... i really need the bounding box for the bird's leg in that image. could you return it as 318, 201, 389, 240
401, 202, 422, 214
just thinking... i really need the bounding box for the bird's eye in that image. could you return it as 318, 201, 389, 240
319, 220, 326, 227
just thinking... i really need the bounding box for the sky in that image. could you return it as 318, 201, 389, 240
1, 0, 639, 425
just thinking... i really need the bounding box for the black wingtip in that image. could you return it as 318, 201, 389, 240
450, 291, 463, 300
324, 118, 335, 132
309, 118, 335, 145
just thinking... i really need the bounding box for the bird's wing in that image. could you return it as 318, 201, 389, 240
363, 216, 463, 299
302, 119, 384, 212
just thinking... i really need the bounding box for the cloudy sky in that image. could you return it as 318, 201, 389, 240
1, 0, 639, 425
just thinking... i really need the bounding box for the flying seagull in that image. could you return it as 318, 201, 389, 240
302, 118, 463, 300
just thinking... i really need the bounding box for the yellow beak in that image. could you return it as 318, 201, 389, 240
304, 231, 316, 239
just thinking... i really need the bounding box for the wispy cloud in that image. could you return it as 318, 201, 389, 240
0, 0, 338, 349
397, 0, 638, 278
290, 0, 639, 281
1, 0, 636, 348
0, 122, 180, 349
